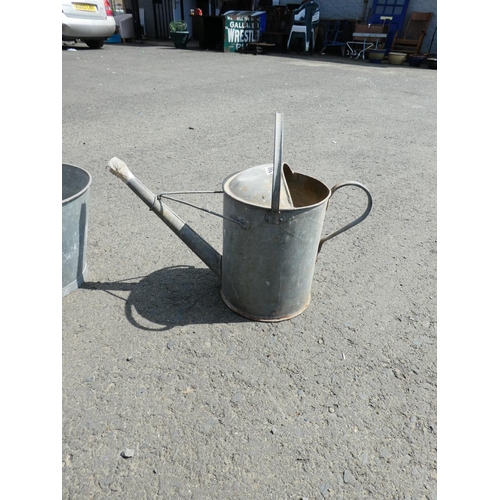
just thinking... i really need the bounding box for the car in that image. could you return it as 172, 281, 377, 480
62, 1, 116, 49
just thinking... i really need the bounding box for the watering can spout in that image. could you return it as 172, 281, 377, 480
107, 157, 222, 278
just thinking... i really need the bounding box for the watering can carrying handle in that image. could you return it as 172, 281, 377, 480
318, 181, 373, 254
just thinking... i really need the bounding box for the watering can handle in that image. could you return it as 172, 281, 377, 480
318, 181, 373, 254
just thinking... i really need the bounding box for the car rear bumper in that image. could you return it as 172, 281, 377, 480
62, 15, 116, 40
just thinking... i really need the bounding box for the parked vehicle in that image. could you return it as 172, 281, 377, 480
62, 1, 116, 49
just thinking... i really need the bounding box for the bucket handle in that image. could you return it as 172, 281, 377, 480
317, 181, 373, 254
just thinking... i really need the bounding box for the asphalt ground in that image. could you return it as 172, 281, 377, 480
61, 40, 437, 499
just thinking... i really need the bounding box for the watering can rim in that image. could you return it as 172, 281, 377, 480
222, 163, 331, 212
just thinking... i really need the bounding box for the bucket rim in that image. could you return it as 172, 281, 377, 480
222, 163, 331, 211
62, 163, 92, 205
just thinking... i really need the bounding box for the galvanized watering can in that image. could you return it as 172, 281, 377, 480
108, 114, 372, 322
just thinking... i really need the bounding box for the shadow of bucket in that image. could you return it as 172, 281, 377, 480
62, 163, 92, 297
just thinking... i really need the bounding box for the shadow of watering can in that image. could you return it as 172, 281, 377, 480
108, 113, 372, 322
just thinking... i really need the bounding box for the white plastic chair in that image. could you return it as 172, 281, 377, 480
287, 1, 321, 54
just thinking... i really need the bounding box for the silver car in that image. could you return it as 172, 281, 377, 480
62, 1, 116, 49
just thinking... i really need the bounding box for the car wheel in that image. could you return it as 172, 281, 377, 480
85, 40, 105, 49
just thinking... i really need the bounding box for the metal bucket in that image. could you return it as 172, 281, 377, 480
62, 163, 92, 297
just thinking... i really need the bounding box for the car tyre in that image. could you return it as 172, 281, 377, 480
85, 40, 105, 49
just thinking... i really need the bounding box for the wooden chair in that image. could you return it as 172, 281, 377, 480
391, 12, 433, 55
260, 6, 291, 52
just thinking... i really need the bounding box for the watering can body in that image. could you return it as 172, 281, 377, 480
221, 163, 331, 321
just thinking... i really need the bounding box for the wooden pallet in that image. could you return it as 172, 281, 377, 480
247, 42, 276, 54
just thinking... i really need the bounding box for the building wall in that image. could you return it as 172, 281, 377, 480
308, 0, 437, 54
136, 0, 437, 54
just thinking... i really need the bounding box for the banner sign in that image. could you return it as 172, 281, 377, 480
224, 12, 265, 52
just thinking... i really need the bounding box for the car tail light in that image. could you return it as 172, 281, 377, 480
104, 0, 113, 16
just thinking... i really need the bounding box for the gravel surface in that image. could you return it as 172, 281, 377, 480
62, 41, 437, 499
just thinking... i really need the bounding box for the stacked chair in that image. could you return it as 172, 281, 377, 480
287, 1, 321, 54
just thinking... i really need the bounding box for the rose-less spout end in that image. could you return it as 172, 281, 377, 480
108, 157, 134, 183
